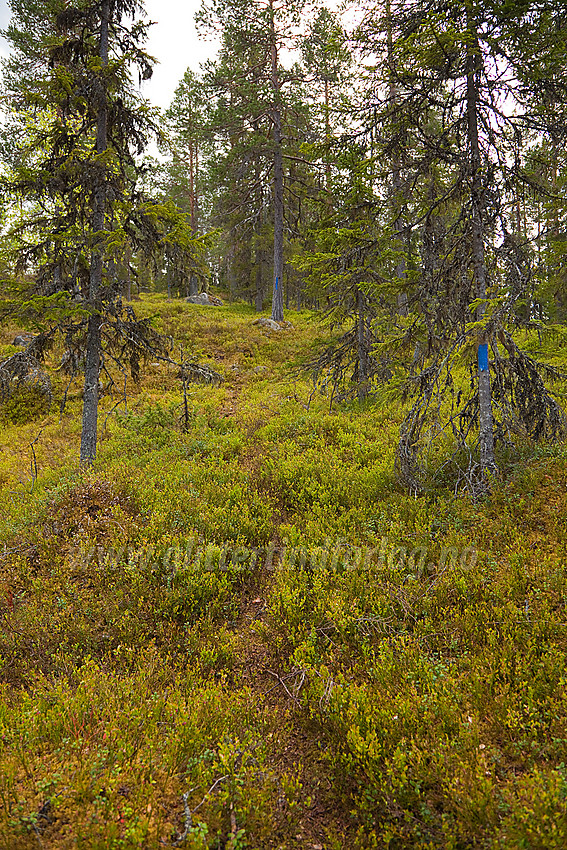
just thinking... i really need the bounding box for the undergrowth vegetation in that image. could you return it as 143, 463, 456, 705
1, 295, 567, 848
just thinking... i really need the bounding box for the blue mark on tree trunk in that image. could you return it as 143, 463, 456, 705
478, 343, 489, 372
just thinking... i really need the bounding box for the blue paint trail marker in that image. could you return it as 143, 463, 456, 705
275, 276, 278, 291
478, 343, 489, 372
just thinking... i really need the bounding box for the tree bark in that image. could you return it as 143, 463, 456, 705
324, 76, 332, 204
466, 7, 496, 477
189, 139, 195, 232
255, 247, 264, 312
270, 0, 284, 323
254, 175, 264, 312
125, 243, 132, 301
188, 139, 200, 296
356, 287, 368, 400
227, 245, 237, 299
80, 0, 109, 466
386, 0, 408, 316
423, 177, 442, 290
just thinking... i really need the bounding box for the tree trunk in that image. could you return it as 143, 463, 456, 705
547, 118, 565, 317
228, 245, 237, 299
125, 244, 132, 301
254, 174, 264, 312
189, 139, 195, 233
324, 76, 332, 204
80, 0, 109, 466
189, 274, 199, 296
270, 1, 284, 323
386, 0, 408, 317
187, 132, 200, 298
422, 178, 443, 290
466, 8, 496, 477
255, 248, 264, 312
195, 141, 199, 232
356, 287, 368, 400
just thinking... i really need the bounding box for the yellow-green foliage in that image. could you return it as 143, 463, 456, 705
2, 295, 567, 848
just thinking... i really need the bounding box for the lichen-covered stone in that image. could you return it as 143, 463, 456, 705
0, 352, 52, 422
186, 292, 223, 306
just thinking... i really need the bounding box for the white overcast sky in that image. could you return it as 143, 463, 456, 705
0, 0, 348, 111
141, 0, 219, 109
0, 0, 218, 110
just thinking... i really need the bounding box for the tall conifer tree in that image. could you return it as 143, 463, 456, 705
197, 0, 310, 321
1, 0, 179, 463
353, 0, 567, 491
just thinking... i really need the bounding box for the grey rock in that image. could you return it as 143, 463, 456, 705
0, 352, 52, 405
254, 317, 282, 331
12, 334, 35, 347
186, 292, 223, 306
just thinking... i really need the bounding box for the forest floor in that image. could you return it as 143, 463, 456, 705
1, 293, 567, 848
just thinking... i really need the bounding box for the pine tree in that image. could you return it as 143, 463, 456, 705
301, 7, 350, 204
163, 69, 209, 297
202, 42, 272, 306
197, 0, 310, 321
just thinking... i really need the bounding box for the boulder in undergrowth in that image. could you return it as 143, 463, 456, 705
0, 352, 52, 423
253, 317, 294, 331
186, 292, 223, 306
12, 334, 35, 347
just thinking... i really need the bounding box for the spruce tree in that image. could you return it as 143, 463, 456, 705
1, 0, 181, 463
354, 0, 567, 492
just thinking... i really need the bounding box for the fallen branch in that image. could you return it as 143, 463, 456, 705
172, 774, 229, 846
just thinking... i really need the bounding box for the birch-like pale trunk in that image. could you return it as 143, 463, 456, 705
466, 7, 496, 476
80, 0, 109, 465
